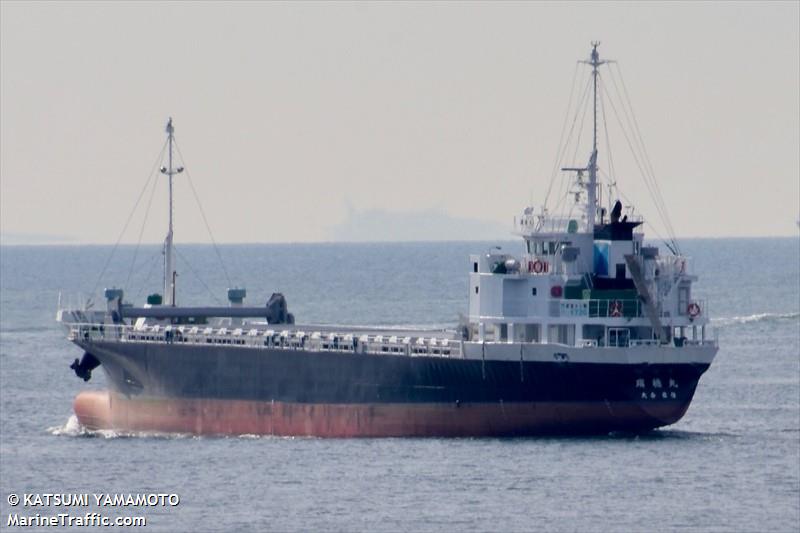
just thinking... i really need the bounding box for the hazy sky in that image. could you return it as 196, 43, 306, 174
1, 1, 798, 244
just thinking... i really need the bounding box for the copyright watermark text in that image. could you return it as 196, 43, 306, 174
5, 492, 181, 528
7, 493, 179, 507
8, 513, 146, 528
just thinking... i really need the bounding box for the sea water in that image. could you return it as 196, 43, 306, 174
1, 238, 798, 532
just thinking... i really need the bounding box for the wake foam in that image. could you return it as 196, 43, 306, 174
47, 415, 192, 440
47, 415, 91, 437
712, 312, 799, 327
47, 415, 125, 439
46, 416, 298, 440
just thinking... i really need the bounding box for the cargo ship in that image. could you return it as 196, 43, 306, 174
58, 44, 717, 437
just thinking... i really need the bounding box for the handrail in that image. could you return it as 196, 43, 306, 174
629, 339, 661, 347
66, 323, 464, 358
67, 321, 717, 355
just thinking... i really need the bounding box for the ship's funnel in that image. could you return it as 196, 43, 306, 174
610, 200, 623, 224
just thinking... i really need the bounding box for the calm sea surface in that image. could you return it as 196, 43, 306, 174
1, 238, 798, 532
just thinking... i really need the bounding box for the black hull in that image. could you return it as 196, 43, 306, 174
74, 341, 710, 437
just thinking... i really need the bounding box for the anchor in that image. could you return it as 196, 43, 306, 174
70, 352, 100, 382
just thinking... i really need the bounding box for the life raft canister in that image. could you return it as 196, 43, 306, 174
610, 300, 623, 317
687, 302, 701, 318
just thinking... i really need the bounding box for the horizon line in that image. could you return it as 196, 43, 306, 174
2, 234, 798, 247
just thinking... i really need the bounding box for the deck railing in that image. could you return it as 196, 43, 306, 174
66, 323, 464, 358
67, 320, 717, 357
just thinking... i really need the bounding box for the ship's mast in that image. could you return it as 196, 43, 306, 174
586, 42, 605, 228
160, 118, 183, 306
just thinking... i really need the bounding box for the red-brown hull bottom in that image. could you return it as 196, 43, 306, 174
74, 390, 689, 437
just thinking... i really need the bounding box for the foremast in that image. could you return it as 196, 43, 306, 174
160, 118, 183, 306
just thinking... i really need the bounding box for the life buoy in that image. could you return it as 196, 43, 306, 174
687, 302, 701, 318
610, 300, 622, 317
532, 260, 545, 274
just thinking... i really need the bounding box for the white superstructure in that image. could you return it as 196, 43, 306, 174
465, 42, 713, 356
